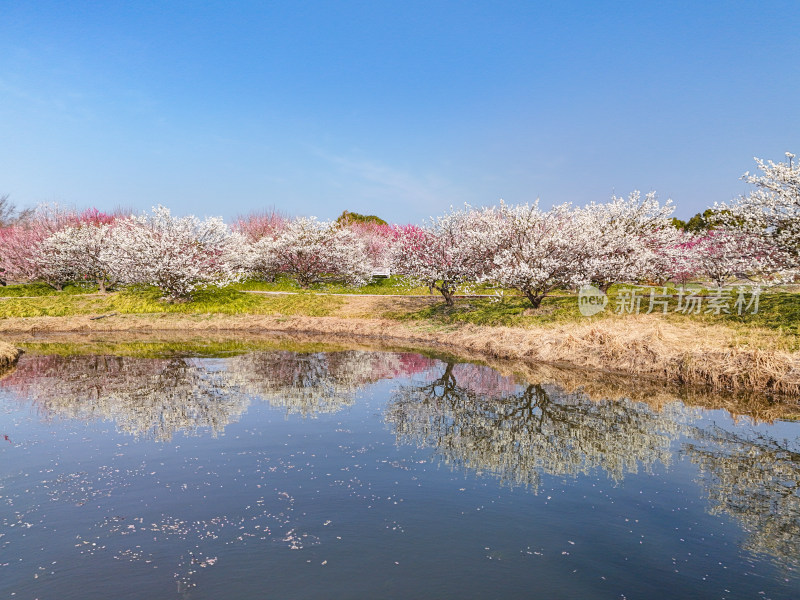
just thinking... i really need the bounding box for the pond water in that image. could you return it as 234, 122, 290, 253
0, 342, 798, 599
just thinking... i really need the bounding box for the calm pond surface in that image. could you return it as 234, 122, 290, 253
0, 341, 798, 599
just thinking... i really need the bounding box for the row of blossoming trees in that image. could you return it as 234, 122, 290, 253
0, 154, 797, 305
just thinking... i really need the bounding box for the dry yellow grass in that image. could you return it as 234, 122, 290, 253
482, 359, 800, 422
1, 302, 798, 398
0, 340, 22, 370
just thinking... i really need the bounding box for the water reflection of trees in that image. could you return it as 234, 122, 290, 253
226, 350, 434, 416
386, 361, 690, 491
3, 347, 799, 571
683, 426, 800, 571
0, 354, 248, 441
0, 351, 436, 437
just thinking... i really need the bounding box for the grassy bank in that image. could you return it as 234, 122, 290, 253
1, 283, 799, 399
2, 283, 799, 333
0, 285, 344, 318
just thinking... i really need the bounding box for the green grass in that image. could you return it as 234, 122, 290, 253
233, 275, 433, 295
17, 337, 369, 359
390, 295, 581, 327
0, 285, 343, 318
232, 275, 513, 297
0, 282, 100, 297
713, 292, 800, 330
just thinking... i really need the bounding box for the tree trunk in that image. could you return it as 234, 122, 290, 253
434, 283, 455, 306
524, 289, 544, 308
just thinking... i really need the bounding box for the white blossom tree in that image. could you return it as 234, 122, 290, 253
250, 216, 372, 287
583, 191, 684, 289
106, 206, 245, 300
392, 207, 495, 305
37, 222, 118, 292
715, 152, 800, 276
482, 202, 594, 307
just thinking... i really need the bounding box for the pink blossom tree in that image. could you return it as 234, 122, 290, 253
0, 204, 77, 288
341, 221, 398, 273
232, 208, 288, 242
692, 228, 787, 288
663, 231, 702, 286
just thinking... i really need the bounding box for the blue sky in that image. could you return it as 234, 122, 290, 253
1, 1, 798, 224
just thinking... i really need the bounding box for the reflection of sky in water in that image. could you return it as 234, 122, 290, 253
0, 351, 798, 599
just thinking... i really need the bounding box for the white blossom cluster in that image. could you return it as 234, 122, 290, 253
391, 207, 497, 305
105, 206, 246, 300
395, 192, 697, 307
715, 151, 800, 278
245, 216, 372, 287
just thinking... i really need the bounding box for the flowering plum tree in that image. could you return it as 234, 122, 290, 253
38, 222, 117, 292
0, 225, 47, 285
662, 231, 702, 286
483, 202, 594, 308
715, 152, 800, 276
106, 206, 244, 300
392, 207, 495, 306
251, 216, 371, 287
342, 221, 398, 273
691, 228, 787, 288
232, 208, 288, 242
583, 191, 684, 289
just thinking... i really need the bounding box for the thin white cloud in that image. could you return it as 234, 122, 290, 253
313, 148, 460, 219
